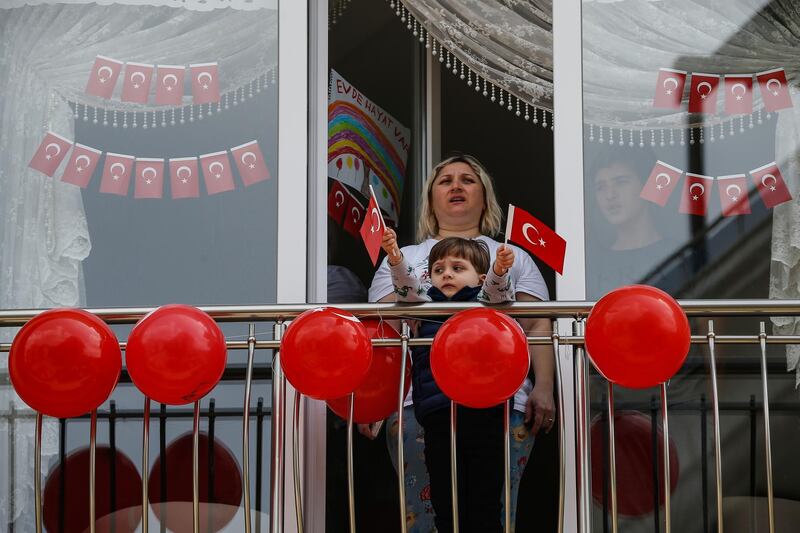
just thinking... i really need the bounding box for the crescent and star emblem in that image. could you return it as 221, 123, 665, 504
730, 82, 747, 101
240, 151, 257, 169
196, 72, 213, 90
97, 65, 113, 83
162, 73, 178, 92
766, 78, 782, 96
369, 208, 382, 234
74, 155, 91, 171
44, 143, 61, 160
109, 162, 126, 180
334, 190, 345, 207
141, 167, 157, 184
655, 173, 671, 190
351, 207, 361, 223
176, 165, 192, 183
696, 81, 712, 99
130, 71, 146, 89
689, 183, 705, 200
663, 77, 678, 95
208, 161, 224, 178
725, 184, 742, 201
761, 174, 778, 191
522, 223, 546, 247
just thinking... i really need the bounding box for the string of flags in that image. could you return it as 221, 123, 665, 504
29, 131, 270, 199
654, 67, 793, 114
641, 159, 793, 217
86, 55, 221, 105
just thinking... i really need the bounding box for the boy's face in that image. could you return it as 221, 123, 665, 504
430, 255, 485, 297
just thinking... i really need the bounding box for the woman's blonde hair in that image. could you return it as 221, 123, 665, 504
416, 154, 503, 242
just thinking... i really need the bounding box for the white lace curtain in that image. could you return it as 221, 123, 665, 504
0, 4, 276, 529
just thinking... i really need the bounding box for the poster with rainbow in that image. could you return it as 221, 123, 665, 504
328, 70, 410, 225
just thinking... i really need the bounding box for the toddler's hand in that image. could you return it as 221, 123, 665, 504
382, 228, 402, 265
493, 244, 515, 276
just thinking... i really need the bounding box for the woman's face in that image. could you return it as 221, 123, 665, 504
430, 162, 486, 228
594, 162, 647, 226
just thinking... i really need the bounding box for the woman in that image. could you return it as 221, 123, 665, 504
366, 154, 556, 532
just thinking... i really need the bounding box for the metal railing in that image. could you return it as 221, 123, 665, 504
2, 299, 800, 533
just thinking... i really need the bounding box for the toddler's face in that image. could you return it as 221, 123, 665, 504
430, 255, 484, 297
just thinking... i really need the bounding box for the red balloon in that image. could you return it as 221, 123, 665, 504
590, 411, 679, 516
9, 308, 121, 418
281, 307, 372, 400
126, 304, 227, 405
43, 446, 142, 533
430, 308, 529, 409
149, 432, 243, 533
327, 319, 411, 423
585, 285, 690, 389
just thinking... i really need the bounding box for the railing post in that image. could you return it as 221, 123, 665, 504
551, 320, 566, 533
707, 320, 724, 533
396, 320, 410, 533
271, 320, 286, 533
573, 318, 591, 533
758, 322, 775, 533
243, 323, 257, 533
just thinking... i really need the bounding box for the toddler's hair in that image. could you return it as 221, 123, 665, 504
429, 237, 491, 274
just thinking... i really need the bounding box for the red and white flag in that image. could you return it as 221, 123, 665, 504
190, 63, 220, 105
155, 65, 185, 106
200, 151, 235, 195
121, 62, 154, 104
85, 56, 123, 99
28, 132, 72, 177
756, 68, 793, 112
688, 73, 720, 114
231, 140, 270, 186
505, 204, 566, 275
134, 158, 165, 199
640, 160, 683, 206
360, 187, 386, 266
60, 143, 101, 188
716, 174, 751, 216
678, 173, 713, 216
750, 162, 793, 208
99, 153, 135, 196
653, 68, 687, 109
169, 157, 200, 199
342, 194, 365, 239
328, 179, 350, 225
724, 75, 753, 115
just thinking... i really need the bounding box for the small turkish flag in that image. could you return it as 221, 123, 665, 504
679, 173, 713, 216
190, 63, 220, 105
121, 62, 154, 104
28, 132, 72, 177
60, 143, 101, 188
85, 56, 123, 99
505, 204, 566, 275
169, 157, 200, 199
750, 162, 793, 208
231, 140, 270, 186
688, 73, 720, 114
653, 69, 687, 109
134, 158, 165, 199
328, 180, 349, 225
99, 153, 135, 196
640, 160, 683, 206
716, 174, 751, 216
200, 151, 235, 195
342, 194, 365, 239
724, 75, 753, 115
756, 69, 793, 112
155, 65, 185, 106
360, 190, 385, 266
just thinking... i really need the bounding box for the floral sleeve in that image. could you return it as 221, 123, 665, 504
389, 256, 430, 302
478, 269, 515, 303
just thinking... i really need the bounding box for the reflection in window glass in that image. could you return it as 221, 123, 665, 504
583, 2, 799, 532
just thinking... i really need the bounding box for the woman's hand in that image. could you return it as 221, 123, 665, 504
525, 382, 556, 435
493, 244, 515, 275
382, 228, 402, 266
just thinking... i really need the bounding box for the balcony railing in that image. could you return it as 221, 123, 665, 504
2, 300, 800, 533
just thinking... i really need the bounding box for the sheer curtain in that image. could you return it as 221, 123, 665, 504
0, 4, 276, 529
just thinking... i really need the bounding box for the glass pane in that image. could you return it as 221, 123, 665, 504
582, 2, 799, 532
0, 2, 278, 530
